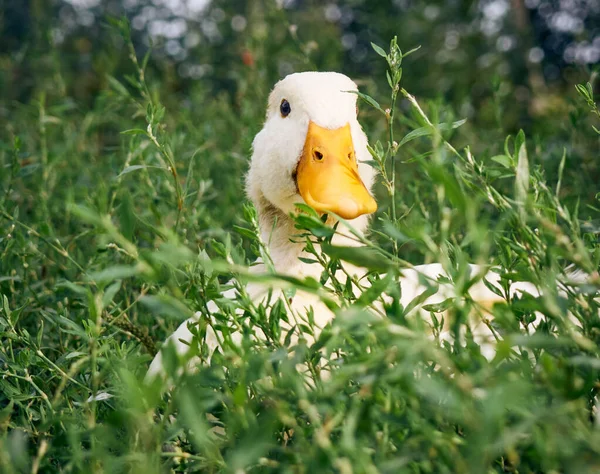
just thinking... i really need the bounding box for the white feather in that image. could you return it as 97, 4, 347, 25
146, 72, 588, 382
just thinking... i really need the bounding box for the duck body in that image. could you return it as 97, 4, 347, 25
147, 252, 536, 378
147, 71, 549, 380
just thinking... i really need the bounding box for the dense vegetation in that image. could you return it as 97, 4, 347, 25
1, 1, 600, 472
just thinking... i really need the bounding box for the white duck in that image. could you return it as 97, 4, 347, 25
147, 71, 542, 379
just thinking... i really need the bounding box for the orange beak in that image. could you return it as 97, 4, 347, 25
296, 121, 377, 220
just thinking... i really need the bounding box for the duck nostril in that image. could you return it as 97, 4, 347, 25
314, 150, 324, 161
348, 152, 354, 161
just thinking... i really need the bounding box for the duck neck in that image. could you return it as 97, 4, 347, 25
255, 197, 370, 277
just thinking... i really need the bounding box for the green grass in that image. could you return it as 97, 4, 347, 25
1, 23, 600, 473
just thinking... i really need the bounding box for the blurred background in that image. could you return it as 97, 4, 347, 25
0, 0, 598, 237
2, 0, 599, 115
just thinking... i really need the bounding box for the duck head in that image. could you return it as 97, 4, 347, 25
246, 72, 377, 239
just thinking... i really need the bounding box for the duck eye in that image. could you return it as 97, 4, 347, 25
280, 99, 291, 117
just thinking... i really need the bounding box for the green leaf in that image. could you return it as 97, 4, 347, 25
177, 389, 217, 454
140, 295, 195, 320
58, 315, 88, 338
371, 42, 387, 58
404, 284, 439, 315
67, 203, 103, 226
293, 210, 335, 238
150, 242, 195, 267
321, 244, 391, 272
102, 280, 122, 307
398, 126, 432, 147
294, 203, 320, 219
0, 400, 14, 426
347, 90, 385, 115
56, 280, 89, 296
483, 278, 504, 299
422, 297, 455, 313
504, 134, 513, 158
515, 130, 529, 207
386, 70, 393, 89
366, 144, 382, 161
490, 154, 512, 168
120, 129, 147, 136
117, 165, 165, 177
556, 148, 566, 197
233, 225, 257, 240
118, 192, 136, 241
439, 118, 467, 131
401, 45, 422, 58
361, 159, 380, 170
398, 120, 466, 148
2, 295, 10, 319
107, 75, 130, 97
355, 273, 393, 307
88, 265, 142, 284
427, 164, 466, 210
514, 129, 526, 159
